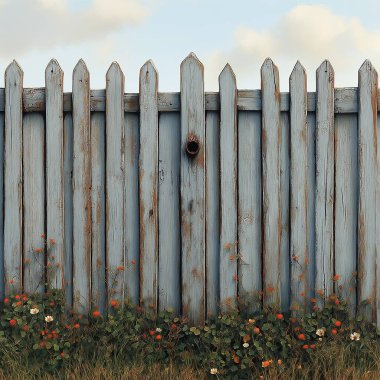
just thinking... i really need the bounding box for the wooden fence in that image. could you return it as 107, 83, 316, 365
0, 53, 379, 325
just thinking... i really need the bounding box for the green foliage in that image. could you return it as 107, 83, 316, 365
1, 290, 380, 378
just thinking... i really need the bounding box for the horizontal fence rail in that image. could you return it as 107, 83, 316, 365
0, 54, 379, 326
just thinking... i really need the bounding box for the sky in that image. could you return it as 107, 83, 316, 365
0, 0, 380, 91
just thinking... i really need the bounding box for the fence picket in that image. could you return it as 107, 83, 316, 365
358, 60, 378, 320
91, 113, 106, 313
290, 61, 308, 311
45, 59, 65, 289
0, 112, 4, 299
124, 113, 140, 304
4, 61, 23, 294
139, 61, 159, 310
72, 60, 91, 313
238, 111, 262, 311
335, 114, 358, 313
315, 61, 334, 304
219, 64, 238, 312
106, 62, 125, 305
206, 111, 220, 317
63, 113, 73, 308
180, 53, 205, 324
158, 113, 181, 313
261, 58, 281, 306
23, 113, 45, 294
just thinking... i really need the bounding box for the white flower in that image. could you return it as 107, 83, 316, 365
30, 308, 39, 315
243, 342, 249, 348
210, 368, 218, 375
156, 327, 162, 333
316, 327, 326, 337
45, 315, 54, 323
350, 332, 360, 341
248, 318, 255, 324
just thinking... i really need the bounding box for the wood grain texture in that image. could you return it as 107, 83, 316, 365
335, 114, 358, 314
63, 113, 74, 308
72, 60, 91, 313
307, 112, 316, 301
261, 58, 281, 306
23, 113, 45, 294
106, 62, 125, 304
45, 59, 65, 289
0, 112, 4, 299
139, 60, 159, 310
219, 64, 238, 312
4, 61, 23, 294
91, 112, 106, 313
205, 111, 220, 317
290, 62, 308, 312
180, 53, 205, 324
280, 112, 290, 311
158, 112, 181, 313
0, 87, 374, 113
358, 60, 378, 321
315, 61, 335, 305
124, 113, 139, 304
238, 111, 262, 312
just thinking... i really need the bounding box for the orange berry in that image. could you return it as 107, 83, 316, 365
276, 313, 283, 320
73, 323, 80, 329
110, 299, 119, 308
92, 311, 101, 317
302, 344, 309, 350
4, 298, 9, 303
149, 330, 155, 336
298, 333, 306, 341
60, 352, 65, 358
310, 344, 315, 349
9, 319, 17, 327
332, 329, 338, 335
35, 248, 43, 253
335, 299, 340, 305
334, 321, 341, 327
156, 334, 162, 340
49, 238, 56, 245
117, 266, 124, 271
253, 327, 260, 334
332, 274, 340, 281
23, 325, 29, 332
15, 295, 20, 300
131, 260, 136, 265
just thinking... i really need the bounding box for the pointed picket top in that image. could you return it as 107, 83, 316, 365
140, 59, 158, 76
73, 59, 89, 78
290, 60, 306, 77
46, 59, 63, 76
359, 59, 377, 76
316, 59, 334, 78
5, 60, 23, 79
106, 61, 124, 79
180, 52, 204, 71
219, 63, 237, 84
261, 57, 278, 74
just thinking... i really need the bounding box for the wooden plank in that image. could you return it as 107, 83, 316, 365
280, 112, 290, 311
63, 113, 74, 308
307, 112, 316, 301
335, 113, 358, 313
0, 112, 4, 299
358, 60, 377, 321
72, 60, 91, 313
4, 61, 23, 294
289, 61, 308, 312
205, 111, 220, 317
106, 62, 125, 304
238, 111, 262, 311
219, 64, 238, 312
45, 59, 65, 289
377, 113, 380, 326
139, 61, 159, 310
124, 113, 139, 305
0, 87, 365, 113
91, 112, 106, 313
23, 113, 45, 294
158, 112, 181, 313
315, 61, 334, 304
261, 58, 281, 306
180, 53, 205, 324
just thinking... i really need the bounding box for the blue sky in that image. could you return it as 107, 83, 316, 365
0, 0, 380, 91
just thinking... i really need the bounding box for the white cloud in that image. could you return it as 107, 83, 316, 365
204, 5, 380, 90
0, 0, 149, 58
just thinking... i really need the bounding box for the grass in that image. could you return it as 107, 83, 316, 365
1, 341, 380, 380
